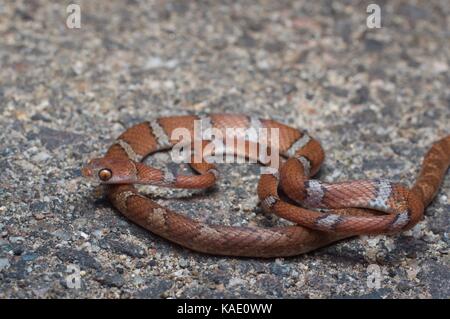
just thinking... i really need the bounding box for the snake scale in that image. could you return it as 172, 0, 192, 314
82, 114, 450, 257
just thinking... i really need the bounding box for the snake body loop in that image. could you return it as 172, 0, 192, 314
82, 114, 450, 257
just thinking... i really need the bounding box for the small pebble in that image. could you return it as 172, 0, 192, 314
33, 213, 46, 220
0, 258, 10, 271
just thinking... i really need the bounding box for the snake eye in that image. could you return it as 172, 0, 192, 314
98, 169, 112, 181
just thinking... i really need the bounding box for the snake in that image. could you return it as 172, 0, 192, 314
82, 114, 450, 257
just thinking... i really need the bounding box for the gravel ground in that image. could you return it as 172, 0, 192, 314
0, 0, 449, 298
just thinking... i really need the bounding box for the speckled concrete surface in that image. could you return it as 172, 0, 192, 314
0, 0, 449, 298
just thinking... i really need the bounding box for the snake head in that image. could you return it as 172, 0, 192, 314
81, 158, 138, 184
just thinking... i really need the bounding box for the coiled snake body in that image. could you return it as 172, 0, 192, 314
82, 114, 450, 257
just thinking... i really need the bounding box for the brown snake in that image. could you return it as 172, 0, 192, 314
82, 114, 450, 257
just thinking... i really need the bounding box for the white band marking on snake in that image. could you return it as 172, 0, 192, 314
115, 190, 136, 212
368, 179, 392, 211
296, 156, 311, 177
149, 119, 172, 149
286, 134, 311, 157
114, 139, 143, 162
316, 214, 342, 229
208, 168, 219, 179
390, 211, 410, 229
263, 195, 278, 209
303, 180, 325, 207
146, 207, 168, 230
